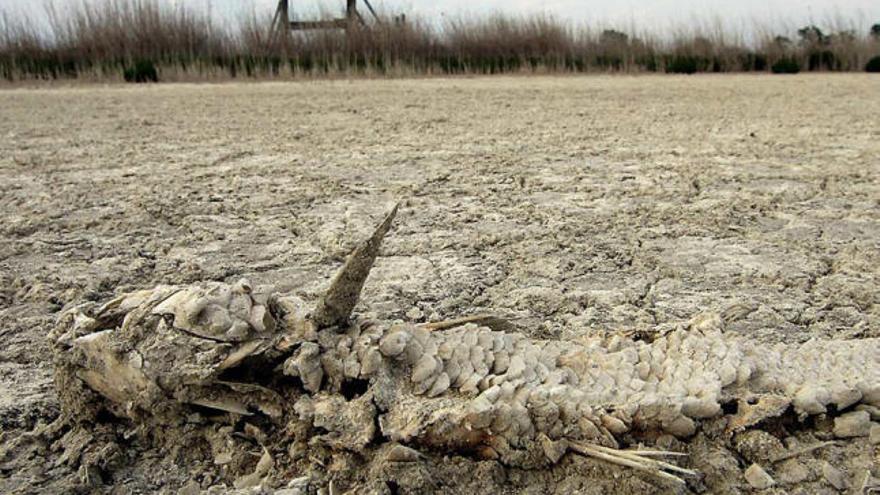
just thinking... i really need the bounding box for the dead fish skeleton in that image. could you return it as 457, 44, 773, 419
50, 204, 880, 486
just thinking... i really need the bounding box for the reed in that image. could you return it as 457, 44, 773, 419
1, 0, 878, 82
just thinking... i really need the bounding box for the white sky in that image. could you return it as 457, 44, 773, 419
5, 0, 880, 36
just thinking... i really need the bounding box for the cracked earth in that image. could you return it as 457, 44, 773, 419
1, 74, 878, 493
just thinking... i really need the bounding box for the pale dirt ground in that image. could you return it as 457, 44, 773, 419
1, 74, 879, 493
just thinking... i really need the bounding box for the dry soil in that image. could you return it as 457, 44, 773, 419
1, 74, 879, 493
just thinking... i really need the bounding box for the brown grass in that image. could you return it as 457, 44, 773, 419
1, 0, 878, 81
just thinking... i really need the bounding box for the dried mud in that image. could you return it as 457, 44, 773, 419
1, 75, 879, 493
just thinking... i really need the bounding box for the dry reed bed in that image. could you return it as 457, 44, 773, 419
1, 1, 880, 81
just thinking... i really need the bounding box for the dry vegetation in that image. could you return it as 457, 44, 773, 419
1, 0, 880, 81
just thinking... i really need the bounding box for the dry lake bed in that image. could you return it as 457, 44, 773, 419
1, 74, 879, 493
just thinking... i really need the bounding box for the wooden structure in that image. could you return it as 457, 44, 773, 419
270, 0, 382, 37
